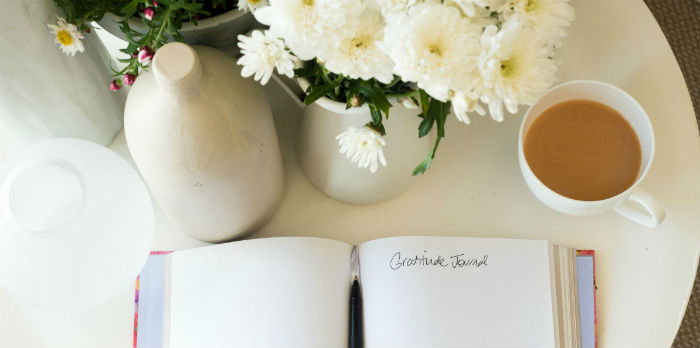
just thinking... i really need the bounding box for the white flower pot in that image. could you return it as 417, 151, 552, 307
124, 42, 283, 242
0, 0, 124, 157
296, 80, 430, 205
98, 9, 257, 56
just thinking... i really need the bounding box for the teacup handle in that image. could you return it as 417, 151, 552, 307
613, 188, 666, 228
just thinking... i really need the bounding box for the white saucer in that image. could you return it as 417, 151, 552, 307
0, 138, 154, 311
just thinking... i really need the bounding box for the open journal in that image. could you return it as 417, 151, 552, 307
138, 236, 595, 348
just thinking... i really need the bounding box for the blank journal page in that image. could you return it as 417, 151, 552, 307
358, 236, 556, 348
165, 237, 353, 348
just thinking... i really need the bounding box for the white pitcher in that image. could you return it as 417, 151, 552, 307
124, 43, 283, 242
0, 0, 124, 159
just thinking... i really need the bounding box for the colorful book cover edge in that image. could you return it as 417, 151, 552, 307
134, 251, 172, 348
577, 249, 597, 348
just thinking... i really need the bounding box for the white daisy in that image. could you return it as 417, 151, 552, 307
500, 0, 574, 48
252, 0, 358, 61
382, 3, 482, 101
238, 0, 269, 12
47, 16, 84, 56
318, 9, 394, 83
237, 30, 298, 85
477, 18, 558, 121
450, 90, 485, 124
336, 126, 388, 173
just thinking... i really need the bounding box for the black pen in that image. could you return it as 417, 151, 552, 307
349, 276, 363, 348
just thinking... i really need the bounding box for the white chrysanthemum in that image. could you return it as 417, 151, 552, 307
500, 0, 574, 48
238, 0, 269, 12
375, 0, 419, 14
237, 30, 298, 85
318, 9, 394, 83
47, 16, 84, 56
253, 0, 358, 60
477, 19, 557, 121
445, 0, 497, 17
382, 3, 482, 101
336, 126, 387, 173
450, 90, 485, 124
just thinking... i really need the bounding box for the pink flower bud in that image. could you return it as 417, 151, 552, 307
152, 1, 159, 7
137, 47, 153, 65
123, 73, 136, 86
143, 7, 155, 21
109, 80, 121, 91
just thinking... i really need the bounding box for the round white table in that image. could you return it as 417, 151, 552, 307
0, 0, 698, 347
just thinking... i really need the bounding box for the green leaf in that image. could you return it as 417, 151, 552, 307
358, 84, 391, 117
412, 157, 432, 175
118, 20, 140, 45
365, 121, 386, 137
170, 0, 185, 11
418, 116, 434, 138
412, 136, 442, 175
181, 2, 203, 11
429, 98, 450, 137
294, 65, 318, 78
120, 0, 139, 18
412, 93, 451, 175
419, 89, 430, 114
167, 17, 177, 34
304, 82, 339, 105
172, 31, 186, 42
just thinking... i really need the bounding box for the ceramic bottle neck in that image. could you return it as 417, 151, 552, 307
153, 42, 203, 91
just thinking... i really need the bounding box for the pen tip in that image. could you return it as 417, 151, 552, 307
354, 275, 358, 281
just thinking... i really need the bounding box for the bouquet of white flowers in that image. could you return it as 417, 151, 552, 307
237, 0, 574, 174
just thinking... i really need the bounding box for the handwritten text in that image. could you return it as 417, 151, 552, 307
389, 251, 488, 270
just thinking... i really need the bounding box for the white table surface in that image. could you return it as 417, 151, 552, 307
1, 0, 698, 347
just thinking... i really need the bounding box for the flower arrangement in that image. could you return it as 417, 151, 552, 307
50, 0, 255, 90
237, 0, 574, 174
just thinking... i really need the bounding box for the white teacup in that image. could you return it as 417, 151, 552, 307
518, 80, 666, 228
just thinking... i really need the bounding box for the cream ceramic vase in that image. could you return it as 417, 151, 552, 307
124, 43, 283, 242
297, 80, 430, 205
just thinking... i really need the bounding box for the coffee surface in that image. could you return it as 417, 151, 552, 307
524, 100, 642, 201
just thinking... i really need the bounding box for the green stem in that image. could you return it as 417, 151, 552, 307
386, 90, 419, 99
384, 75, 402, 89
320, 65, 334, 85
412, 135, 442, 175
78, 8, 98, 27
152, 7, 173, 46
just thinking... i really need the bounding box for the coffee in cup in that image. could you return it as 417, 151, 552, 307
524, 99, 642, 201
518, 80, 665, 228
